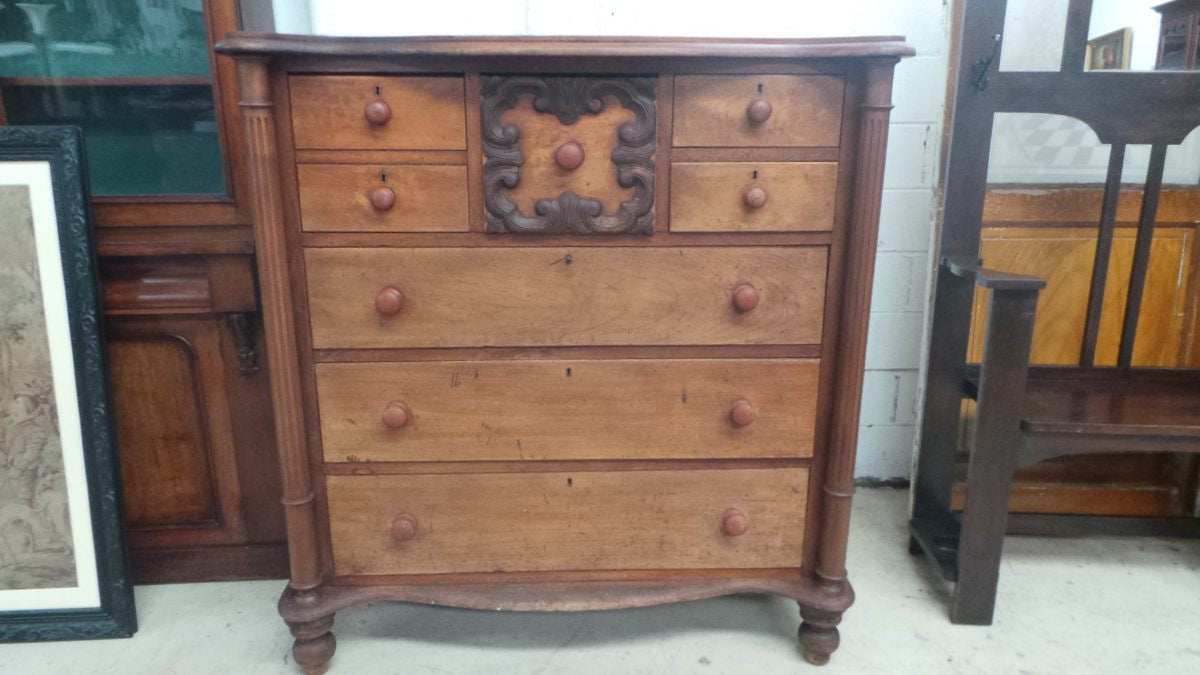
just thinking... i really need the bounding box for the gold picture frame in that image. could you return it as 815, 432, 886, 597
1085, 27, 1133, 70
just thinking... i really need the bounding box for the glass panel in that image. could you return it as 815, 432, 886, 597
0, 1, 226, 196
1159, 19, 1191, 69
1086, 0, 1162, 72
998, 0, 1069, 72
988, 113, 1200, 186
4, 85, 225, 195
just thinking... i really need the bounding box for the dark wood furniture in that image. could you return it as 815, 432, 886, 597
216, 33, 911, 672
912, 0, 1200, 626
1156, 0, 1200, 70
0, 0, 287, 583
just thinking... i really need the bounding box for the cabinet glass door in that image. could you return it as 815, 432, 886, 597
0, 0, 226, 196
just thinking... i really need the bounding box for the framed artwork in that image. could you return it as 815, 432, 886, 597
0, 127, 135, 641
1086, 28, 1133, 70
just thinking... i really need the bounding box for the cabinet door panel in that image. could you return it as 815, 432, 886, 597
106, 317, 245, 548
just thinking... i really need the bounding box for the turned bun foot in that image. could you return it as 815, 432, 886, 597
288, 615, 337, 675
797, 605, 842, 666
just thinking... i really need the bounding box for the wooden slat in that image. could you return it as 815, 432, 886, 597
1060, 0, 1095, 72
327, 468, 808, 575
1080, 142, 1126, 366
1119, 144, 1170, 366
304, 246, 828, 348
315, 358, 820, 462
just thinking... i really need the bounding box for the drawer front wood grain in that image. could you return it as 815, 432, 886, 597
289, 75, 466, 150
670, 162, 838, 232
327, 468, 808, 575
672, 75, 844, 148
297, 164, 468, 232
305, 246, 827, 348
317, 358, 820, 462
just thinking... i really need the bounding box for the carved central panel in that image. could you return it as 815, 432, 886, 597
481, 75, 657, 235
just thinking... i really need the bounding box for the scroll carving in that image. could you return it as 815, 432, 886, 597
481, 75, 656, 235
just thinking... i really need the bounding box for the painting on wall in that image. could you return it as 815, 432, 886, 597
0, 127, 134, 641
1086, 27, 1133, 70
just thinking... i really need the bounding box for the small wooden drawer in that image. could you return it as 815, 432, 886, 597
289, 75, 466, 150
304, 246, 827, 349
327, 468, 808, 575
316, 358, 820, 462
673, 75, 844, 148
297, 164, 468, 232
670, 162, 838, 232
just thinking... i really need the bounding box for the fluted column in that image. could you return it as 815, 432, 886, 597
235, 57, 322, 592
816, 58, 900, 592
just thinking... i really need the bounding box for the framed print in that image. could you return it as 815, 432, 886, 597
1085, 28, 1133, 70
0, 127, 135, 641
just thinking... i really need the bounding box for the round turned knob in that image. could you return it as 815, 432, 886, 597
722, 508, 749, 536
391, 514, 418, 543
746, 99, 773, 125
381, 401, 411, 429
374, 286, 405, 316
370, 186, 396, 211
742, 185, 768, 210
729, 399, 757, 428
554, 140, 585, 171
732, 284, 760, 313
364, 100, 392, 126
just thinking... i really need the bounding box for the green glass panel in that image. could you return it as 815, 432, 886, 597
0, 1, 210, 78
4, 85, 225, 195
0, 1, 226, 196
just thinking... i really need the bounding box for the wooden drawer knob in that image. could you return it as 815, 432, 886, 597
391, 514, 418, 543
382, 401, 411, 429
746, 99, 773, 125
742, 185, 768, 210
729, 399, 757, 428
374, 286, 405, 316
554, 140, 585, 171
722, 508, 749, 536
364, 99, 392, 126
732, 284, 760, 313
370, 186, 396, 211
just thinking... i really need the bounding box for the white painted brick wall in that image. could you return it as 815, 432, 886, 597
283, 0, 952, 480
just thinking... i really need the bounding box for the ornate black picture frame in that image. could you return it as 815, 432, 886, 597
0, 126, 135, 641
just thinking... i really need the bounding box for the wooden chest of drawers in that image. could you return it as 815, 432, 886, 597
217, 33, 911, 673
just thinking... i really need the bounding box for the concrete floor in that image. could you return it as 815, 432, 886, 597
5, 488, 1199, 674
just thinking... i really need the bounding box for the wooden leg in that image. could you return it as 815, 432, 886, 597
912, 265, 975, 523
951, 286, 1038, 626
288, 615, 336, 675
797, 604, 842, 666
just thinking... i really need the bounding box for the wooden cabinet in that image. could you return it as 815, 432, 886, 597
0, 1, 286, 582
957, 187, 1200, 517
1156, 0, 1200, 70
218, 34, 910, 672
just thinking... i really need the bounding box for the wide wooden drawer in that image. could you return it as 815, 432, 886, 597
327, 468, 808, 575
673, 75, 844, 147
289, 75, 466, 150
297, 164, 468, 232
316, 358, 820, 462
670, 162, 838, 232
305, 246, 827, 349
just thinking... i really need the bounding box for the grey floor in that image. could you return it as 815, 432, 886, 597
5, 488, 1200, 674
